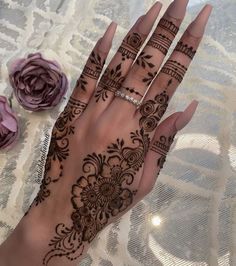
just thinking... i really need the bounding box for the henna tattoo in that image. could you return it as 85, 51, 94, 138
139, 80, 172, 132
43, 129, 150, 265
175, 41, 196, 59
142, 71, 157, 86
160, 60, 187, 83
34, 98, 88, 205
76, 51, 105, 91
121, 86, 143, 97
136, 52, 154, 69
95, 63, 125, 102
75, 74, 87, 91
118, 32, 143, 61
147, 33, 172, 55
159, 18, 179, 37
151, 134, 176, 169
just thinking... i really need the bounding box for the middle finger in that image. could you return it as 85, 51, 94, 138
110, 0, 188, 114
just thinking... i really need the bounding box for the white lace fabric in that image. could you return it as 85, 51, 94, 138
0, 0, 236, 265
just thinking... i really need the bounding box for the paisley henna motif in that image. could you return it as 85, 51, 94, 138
34, 98, 88, 205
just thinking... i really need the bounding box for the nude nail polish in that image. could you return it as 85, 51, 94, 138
166, 0, 189, 19
175, 100, 199, 131
138, 2, 162, 35
187, 4, 213, 37
99, 22, 117, 52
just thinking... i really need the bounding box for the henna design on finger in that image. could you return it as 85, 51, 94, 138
150, 134, 176, 169
76, 51, 105, 92
142, 71, 157, 86
43, 129, 150, 264
123, 86, 143, 97
175, 41, 196, 59
34, 98, 88, 205
95, 63, 125, 102
139, 80, 172, 132
161, 60, 187, 83
136, 52, 154, 69
118, 32, 143, 61
147, 33, 172, 55
159, 18, 179, 37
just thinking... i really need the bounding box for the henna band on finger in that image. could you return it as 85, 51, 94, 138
174, 41, 196, 59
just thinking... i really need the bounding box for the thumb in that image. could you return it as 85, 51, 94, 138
136, 100, 199, 199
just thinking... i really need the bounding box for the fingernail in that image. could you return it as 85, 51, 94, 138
175, 100, 198, 131
187, 4, 213, 37
138, 2, 162, 35
166, 0, 189, 19
99, 22, 117, 52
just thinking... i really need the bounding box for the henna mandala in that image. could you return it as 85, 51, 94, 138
150, 134, 176, 169
147, 33, 172, 55
159, 18, 179, 37
136, 52, 154, 69
43, 129, 150, 265
139, 80, 172, 132
142, 71, 157, 86
118, 32, 143, 61
161, 60, 187, 83
175, 41, 196, 59
34, 98, 88, 205
95, 63, 125, 102
76, 51, 105, 91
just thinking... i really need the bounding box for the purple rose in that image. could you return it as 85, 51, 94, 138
0, 96, 19, 150
9, 53, 68, 111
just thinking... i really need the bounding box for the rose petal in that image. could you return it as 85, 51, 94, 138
0, 96, 19, 150
9, 53, 68, 111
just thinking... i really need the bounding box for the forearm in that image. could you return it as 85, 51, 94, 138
0, 207, 90, 266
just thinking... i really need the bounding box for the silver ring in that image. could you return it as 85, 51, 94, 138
115, 90, 142, 108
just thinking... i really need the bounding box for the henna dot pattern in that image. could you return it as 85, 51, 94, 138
150, 134, 176, 169
175, 41, 196, 59
159, 18, 179, 37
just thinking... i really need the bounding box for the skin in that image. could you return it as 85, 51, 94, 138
0, 1, 212, 265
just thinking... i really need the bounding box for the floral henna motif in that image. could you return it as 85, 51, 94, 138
34, 98, 88, 205
76, 51, 105, 91
142, 71, 158, 86
118, 32, 143, 61
139, 80, 172, 133
136, 52, 154, 69
150, 134, 176, 169
95, 63, 125, 102
43, 129, 150, 265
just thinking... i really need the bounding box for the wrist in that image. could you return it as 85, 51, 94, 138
0, 204, 91, 266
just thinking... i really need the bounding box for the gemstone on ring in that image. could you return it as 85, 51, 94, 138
114, 90, 142, 108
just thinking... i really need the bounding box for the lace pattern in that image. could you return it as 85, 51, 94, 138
1, 0, 236, 265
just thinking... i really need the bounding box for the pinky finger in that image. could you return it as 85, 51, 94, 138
71, 22, 117, 103
57, 22, 117, 128
136, 100, 199, 199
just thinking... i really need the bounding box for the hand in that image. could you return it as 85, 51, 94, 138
0, 1, 212, 265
